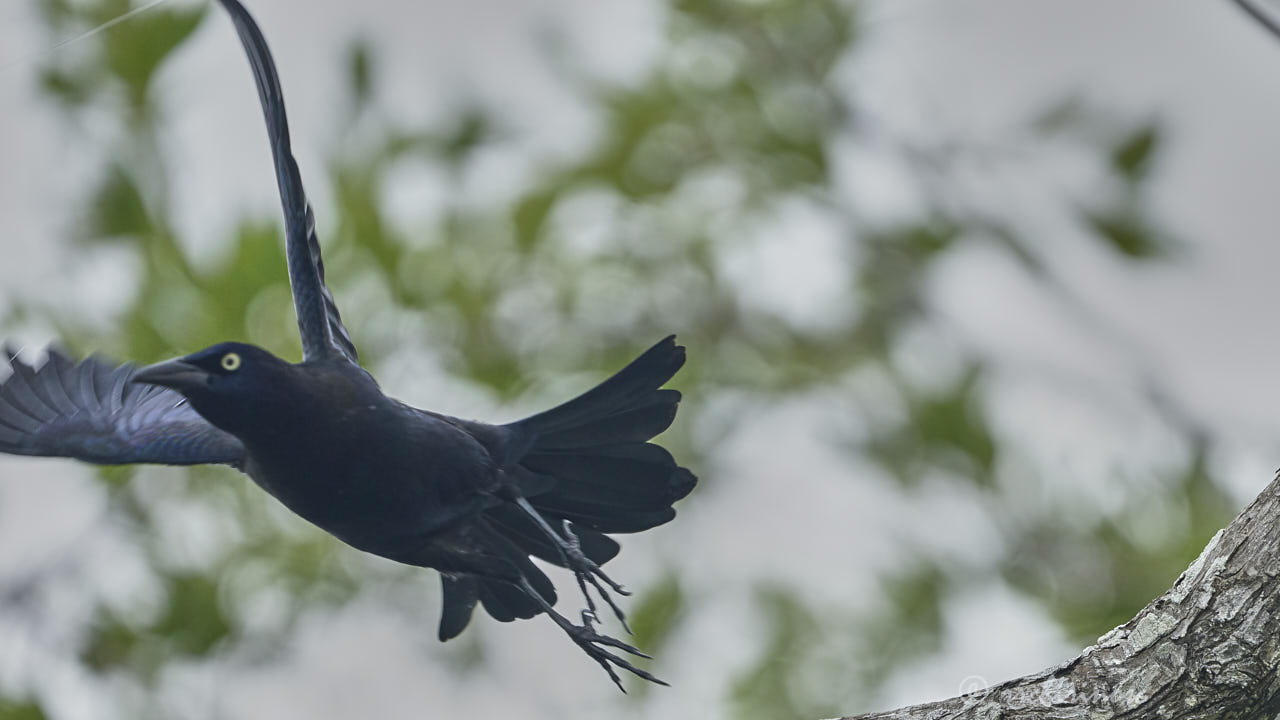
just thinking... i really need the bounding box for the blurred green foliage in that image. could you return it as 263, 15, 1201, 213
0, 0, 1236, 718
0, 703, 46, 720
39, 0, 206, 112
623, 572, 686, 699
732, 587, 838, 720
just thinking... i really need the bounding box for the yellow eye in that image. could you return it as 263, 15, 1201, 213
220, 352, 242, 372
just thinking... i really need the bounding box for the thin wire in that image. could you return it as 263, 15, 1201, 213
0, 0, 173, 74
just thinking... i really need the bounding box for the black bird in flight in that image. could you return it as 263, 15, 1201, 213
0, 0, 694, 689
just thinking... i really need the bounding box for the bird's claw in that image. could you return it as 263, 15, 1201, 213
566, 615, 667, 691
561, 520, 632, 632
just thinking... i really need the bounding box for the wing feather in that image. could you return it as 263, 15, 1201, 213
218, 0, 359, 364
0, 351, 56, 423
0, 348, 244, 467
37, 351, 80, 417
73, 356, 102, 414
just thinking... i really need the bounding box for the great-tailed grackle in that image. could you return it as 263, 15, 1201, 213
0, 0, 694, 689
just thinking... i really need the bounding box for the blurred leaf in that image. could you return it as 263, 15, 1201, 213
1084, 208, 1168, 259
730, 587, 836, 720
151, 573, 231, 657
85, 165, 151, 241
441, 111, 493, 167
865, 365, 996, 487
913, 366, 995, 478
629, 573, 685, 651
1111, 123, 1160, 182
80, 575, 230, 681
100, 3, 207, 108
38, 66, 97, 106
35, 0, 76, 28
857, 563, 944, 681
854, 221, 961, 355
513, 190, 557, 251
190, 221, 296, 356
1033, 97, 1087, 134
347, 40, 374, 107
1003, 442, 1235, 643
626, 573, 686, 695
80, 612, 139, 672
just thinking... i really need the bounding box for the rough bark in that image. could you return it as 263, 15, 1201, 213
842, 470, 1280, 720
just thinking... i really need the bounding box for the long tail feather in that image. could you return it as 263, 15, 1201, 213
478, 335, 694, 561
449, 336, 694, 660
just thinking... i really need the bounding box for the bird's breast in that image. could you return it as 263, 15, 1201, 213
238, 405, 496, 560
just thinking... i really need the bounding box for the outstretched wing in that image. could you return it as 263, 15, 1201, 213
0, 348, 244, 466
218, 0, 359, 364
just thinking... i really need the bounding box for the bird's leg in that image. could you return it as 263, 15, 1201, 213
561, 520, 630, 631
515, 575, 666, 691
512, 496, 630, 629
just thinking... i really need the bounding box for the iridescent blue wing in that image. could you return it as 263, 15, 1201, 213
219, 0, 359, 364
0, 348, 244, 466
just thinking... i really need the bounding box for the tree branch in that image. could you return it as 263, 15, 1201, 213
843, 471, 1280, 719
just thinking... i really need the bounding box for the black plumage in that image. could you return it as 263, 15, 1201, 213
0, 0, 694, 689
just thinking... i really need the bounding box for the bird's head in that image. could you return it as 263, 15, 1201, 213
132, 342, 294, 435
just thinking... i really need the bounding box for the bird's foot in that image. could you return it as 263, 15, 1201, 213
565, 609, 667, 691
517, 575, 665, 691
510, 496, 634, 632
561, 520, 632, 632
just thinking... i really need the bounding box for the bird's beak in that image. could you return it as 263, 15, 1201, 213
132, 358, 210, 393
